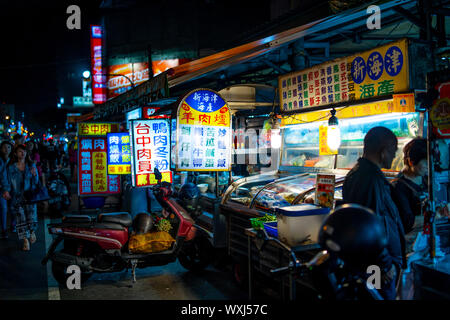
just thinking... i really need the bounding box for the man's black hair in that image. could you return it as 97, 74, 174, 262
403, 137, 427, 166
363, 126, 397, 155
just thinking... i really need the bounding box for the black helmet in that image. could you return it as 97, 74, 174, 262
178, 183, 200, 213
318, 204, 387, 267
133, 212, 153, 234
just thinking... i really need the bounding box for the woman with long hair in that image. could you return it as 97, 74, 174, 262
3, 144, 39, 250
0, 140, 13, 239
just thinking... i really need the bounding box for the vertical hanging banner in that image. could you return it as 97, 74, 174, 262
176, 88, 232, 171
107, 133, 131, 174
279, 39, 409, 111
78, 122, 120, 196
90, 25, 107, 104
130, 119, 172, 187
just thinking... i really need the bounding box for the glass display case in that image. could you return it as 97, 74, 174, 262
223, 171, 347, 213
281, 112, 422, 172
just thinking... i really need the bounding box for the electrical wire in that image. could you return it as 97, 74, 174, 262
282, 104, 354, 124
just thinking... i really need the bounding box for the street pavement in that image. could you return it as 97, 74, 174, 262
0, 168, 247, 300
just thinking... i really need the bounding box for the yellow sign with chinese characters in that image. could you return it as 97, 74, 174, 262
92, 152, 108, 192
279, 39, 409, 111
319, 126, 338, 155
281, 94, 415, 126
136, 171, 172, 187
78, 123, 119, 136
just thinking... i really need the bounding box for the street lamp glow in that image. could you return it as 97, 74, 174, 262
83, 70, 91, 79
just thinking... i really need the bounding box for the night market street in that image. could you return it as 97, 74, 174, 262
0, 0, 450, 306
0, 168, 247, 300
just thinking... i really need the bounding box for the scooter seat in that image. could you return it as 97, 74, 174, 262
98, 212, 132, 227
62, 215, 92, 224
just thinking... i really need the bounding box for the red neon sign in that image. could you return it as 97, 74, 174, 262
90, 25, 107, 104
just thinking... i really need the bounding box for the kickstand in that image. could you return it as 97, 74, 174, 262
131, 259, 138, 284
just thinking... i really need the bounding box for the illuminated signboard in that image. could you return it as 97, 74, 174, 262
107, 133, 132, 174
152, 58, 191, 76
90, 25, 107, 104
130, 119, 172, 187
78, 136, 120, 195
279, 39, 409, 111
77, 123, 119, 136
107, 62, 150, 99
176, 88, 232, 171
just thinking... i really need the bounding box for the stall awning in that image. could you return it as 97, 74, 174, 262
93, 0, 440, 120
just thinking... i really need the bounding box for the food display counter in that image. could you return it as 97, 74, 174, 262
220, 106, 424, 296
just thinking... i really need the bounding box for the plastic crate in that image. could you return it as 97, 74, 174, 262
263, 221, 278, 238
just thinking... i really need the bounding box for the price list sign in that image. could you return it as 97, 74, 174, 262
78, 137, 121, 195
107, 133, 132, 174
130, 119, 172, 187
176, 89, 231, 172
279, 39, 409, 112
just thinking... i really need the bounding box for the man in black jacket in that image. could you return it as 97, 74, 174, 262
343, 126, 406, 300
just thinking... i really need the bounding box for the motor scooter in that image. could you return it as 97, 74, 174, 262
257, 229, 384, 300
42, 169, 212, 285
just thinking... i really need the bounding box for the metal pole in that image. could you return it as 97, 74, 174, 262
426, 87, 437, 261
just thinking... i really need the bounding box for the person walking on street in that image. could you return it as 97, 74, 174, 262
26, 141, 45, 185
342, 126, 406, 300
68, 140, 77, 183
3, 144, 39, 251
46, 139, 59, 173
0, 141, 13, 239
13, 134, 25, 147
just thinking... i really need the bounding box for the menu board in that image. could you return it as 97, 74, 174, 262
315, 174, 335, 208
78, 137, 121, 195
107, 133, 131, 174
279, 39, 409, 112
130, 119, 172, 187
176, 88, 232, 171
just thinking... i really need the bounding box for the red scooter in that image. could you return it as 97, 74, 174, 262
42, 169, 212, 285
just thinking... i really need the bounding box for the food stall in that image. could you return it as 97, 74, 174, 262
219, 38, 434, 299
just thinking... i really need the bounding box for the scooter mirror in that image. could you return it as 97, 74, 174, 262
154, 168, 163, 182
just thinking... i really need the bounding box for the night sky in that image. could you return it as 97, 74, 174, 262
0, 0, 102, 134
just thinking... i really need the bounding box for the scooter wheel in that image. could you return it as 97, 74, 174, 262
51, 241, 92, 286
178, 235, 212, 272
51, 261, 91, 286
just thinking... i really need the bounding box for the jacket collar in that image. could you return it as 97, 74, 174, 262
357, 157, 386, 179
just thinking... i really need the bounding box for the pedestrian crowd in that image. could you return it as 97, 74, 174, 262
0, 134, 73, 252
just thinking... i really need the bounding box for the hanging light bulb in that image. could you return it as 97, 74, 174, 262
327, 109, 341, 151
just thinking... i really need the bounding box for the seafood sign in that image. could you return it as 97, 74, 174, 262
176, 89, 232, 171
